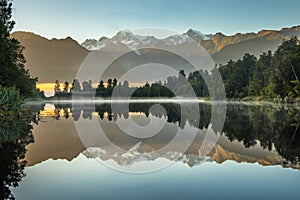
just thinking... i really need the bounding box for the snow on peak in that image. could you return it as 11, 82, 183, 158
81, 28, 212, 51
115, 29, 135, 40
185, 28, 212, 41
163, 34, 193, 45
82, 143, 213, 168
81, 38, 106, 50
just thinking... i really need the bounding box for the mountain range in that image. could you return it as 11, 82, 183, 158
11, 25, 300, 83
25, 114, 284, 168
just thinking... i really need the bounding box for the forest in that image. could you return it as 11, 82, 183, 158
0, 0, 299, 103
46, 102, 300, 168
52, 37, 300, 103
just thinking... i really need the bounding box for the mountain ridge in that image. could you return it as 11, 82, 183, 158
11, 31, 89, 82
81, 25, 300, 53
10, 25, 300, 83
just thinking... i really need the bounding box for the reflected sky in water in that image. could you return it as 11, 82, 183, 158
13, 154, 300, 200
9, 102, 300, 199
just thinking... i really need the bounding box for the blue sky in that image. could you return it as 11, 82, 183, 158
13, 0, 300, 43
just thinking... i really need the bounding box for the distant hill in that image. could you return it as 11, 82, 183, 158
210, 26, 300, 63
11, 31, 89, 83
11, 26, 300, 83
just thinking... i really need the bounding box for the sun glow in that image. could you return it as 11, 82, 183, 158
37, 82, 150, 97
36, 83, 58, 97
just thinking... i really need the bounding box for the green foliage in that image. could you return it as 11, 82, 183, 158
0, 86, 24, 113
187, 70, 209, 97
223, 104, 300, 166
52, 102, 300, 167
0, 108, 33, 199
0, 109, 31, 143
248, 51, 272, 96
0, 82, 34, 199
0, 0, 39, 98
218, 37, 300, 101
269, 37, 300, 98
51, 38, 300, 101
219, 54, 257, 99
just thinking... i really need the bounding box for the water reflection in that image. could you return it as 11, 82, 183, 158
26, 102, 300, 170
223, 104, 300, 167
0, 111, 34, 199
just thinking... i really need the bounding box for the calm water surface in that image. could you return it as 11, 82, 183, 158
2, 102, 300, 199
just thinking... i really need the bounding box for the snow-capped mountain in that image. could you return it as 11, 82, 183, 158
12, 25, 300, 83
83, 141, 214, 168
162, 34, 194, 45
185, 28, 213, 41
81, 36, 108, 50
81, 29, 210, 50
112, 30, 156, 47
81, 39, 104, 50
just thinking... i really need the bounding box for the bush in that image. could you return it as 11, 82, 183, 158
0, 86, 24, 112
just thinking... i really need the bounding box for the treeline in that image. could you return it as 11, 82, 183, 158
218, 37, 300, 101
53, 78, 175, 98
53, 69, 209, 98
54, 37, 300, 101
182, 36, 300, 101
47, 102, 300, 166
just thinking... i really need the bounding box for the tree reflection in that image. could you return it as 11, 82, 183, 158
0, 111, 34, 199
223, 104, 300, 166
51, 102, 300, 167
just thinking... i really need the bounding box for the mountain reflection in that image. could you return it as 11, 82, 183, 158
28, 102, 300, 169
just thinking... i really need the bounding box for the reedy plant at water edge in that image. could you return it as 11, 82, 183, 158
0, 86, 24, 114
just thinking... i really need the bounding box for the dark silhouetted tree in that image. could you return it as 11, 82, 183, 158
113, 78, 118, 87
63, 81, 69, 93
54, 80, 61, 96
0, 0, 38, 97
71, 79, 81, 93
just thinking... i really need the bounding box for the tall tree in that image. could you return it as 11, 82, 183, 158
71, 79, 81, 93
54, 80, 60, 95
249, 51, 272, 96
269, 37, 300, 98
63, 81, 69, 93
98, 80, 104, 88
112, 78, 118, 87
0, 0, 37, 97
96, 80, 105, 97
107, 79, 112, 88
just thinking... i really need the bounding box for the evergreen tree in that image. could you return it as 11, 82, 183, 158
107, 79, 112, 88
269, 37, 300, 98
63, 81, 69, 93
54, 80, 60, 95
71, 79, 81, 93
249, 51, 272, 96
112, 78, 117, 87
0, 0, 37, 97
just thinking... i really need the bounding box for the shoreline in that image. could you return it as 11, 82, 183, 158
23, 97, 300, 107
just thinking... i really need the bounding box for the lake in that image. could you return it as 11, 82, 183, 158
2, 101, 300, 199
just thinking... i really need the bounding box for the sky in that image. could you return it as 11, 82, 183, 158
12, 0, 300, 43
